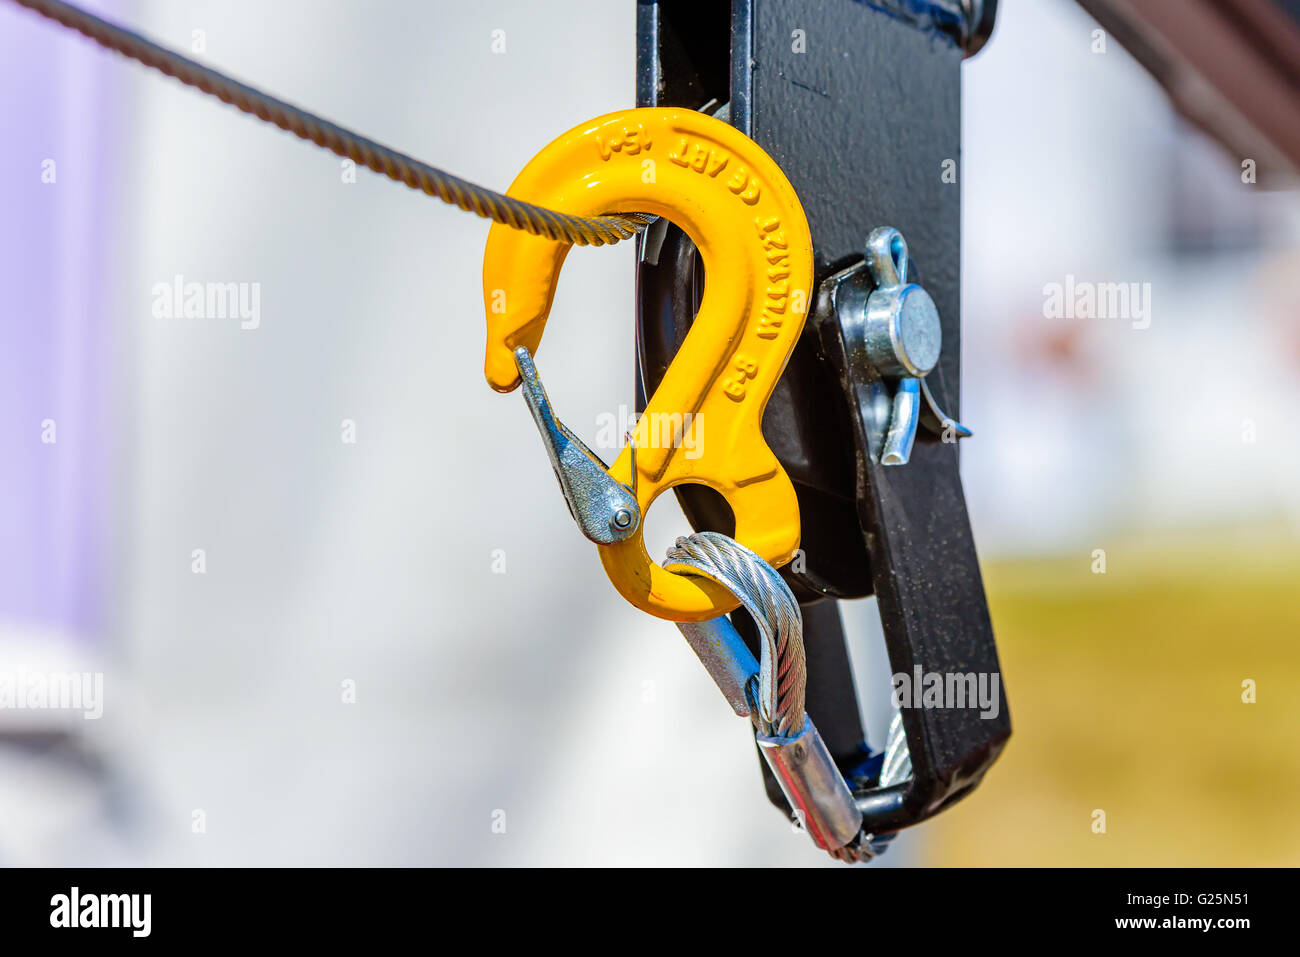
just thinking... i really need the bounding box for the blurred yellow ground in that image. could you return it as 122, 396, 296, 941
923, 533, 1300, 866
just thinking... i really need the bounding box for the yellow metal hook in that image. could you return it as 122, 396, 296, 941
482, 107, 813, 621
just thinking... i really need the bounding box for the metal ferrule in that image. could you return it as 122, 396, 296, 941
757, 715, 863, 850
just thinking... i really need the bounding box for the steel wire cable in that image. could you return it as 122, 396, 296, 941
827, 713, 911, 863
879, 710, 913, 787
8, 0, 655, 247
663, 532, 806, 740
664, 533, 874, 863
664, 531, 915, 864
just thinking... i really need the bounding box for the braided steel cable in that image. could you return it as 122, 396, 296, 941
828, 834, 877, 864
664, 533, 874, 864
8, 0, 655, 247
879, 709, 913, 787
665, 532, 918, 865
826, 713, 911, 863
663, 532, 805, 738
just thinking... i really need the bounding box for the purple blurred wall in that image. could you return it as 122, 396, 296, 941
0, 0, 126, 642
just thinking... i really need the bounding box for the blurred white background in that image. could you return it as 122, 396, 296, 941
1, 0, 1297, 866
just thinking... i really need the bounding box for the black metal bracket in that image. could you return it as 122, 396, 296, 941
635, 0, 1009, 837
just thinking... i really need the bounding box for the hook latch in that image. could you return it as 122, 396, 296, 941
514, 346, 640, 546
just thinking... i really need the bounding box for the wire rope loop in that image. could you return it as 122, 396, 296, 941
663, 531, 806, 738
